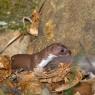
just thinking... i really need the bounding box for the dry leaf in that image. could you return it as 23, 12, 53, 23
15, 71, 42, 94
11, 63, 83, 93
28, 10, 40, 36
36, 63, 83, 92
0, 55, 11, 82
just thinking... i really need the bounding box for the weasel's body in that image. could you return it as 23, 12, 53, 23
11, 43, 71, 72
11, 54, 35, 71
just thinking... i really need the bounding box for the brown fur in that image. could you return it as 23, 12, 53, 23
11, 43, 71, 71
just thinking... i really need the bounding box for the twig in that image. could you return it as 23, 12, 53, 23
0, 32, 22, 54
22, 17, 32, 27
38, 0, 47, 13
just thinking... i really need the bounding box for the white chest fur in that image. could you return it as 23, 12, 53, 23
37, 54, 57, 68
34, 54, 57, 74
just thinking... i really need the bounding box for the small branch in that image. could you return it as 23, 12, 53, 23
0, 32, 22, 54
22, 17, 32, 27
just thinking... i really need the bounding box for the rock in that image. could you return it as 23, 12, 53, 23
30, 0, 95, 56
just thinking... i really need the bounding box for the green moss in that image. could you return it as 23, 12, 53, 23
0, 0, 40, 31
64, 88, 74, 95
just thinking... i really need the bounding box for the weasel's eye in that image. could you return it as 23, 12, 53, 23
61, 49, 64, 52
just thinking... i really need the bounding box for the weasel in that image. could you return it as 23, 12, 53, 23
11, 43, 71, 72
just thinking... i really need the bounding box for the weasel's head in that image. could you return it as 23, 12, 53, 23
34, 43, 71, 73
47, 43, 71, 57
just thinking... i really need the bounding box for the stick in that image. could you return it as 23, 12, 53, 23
0, 32, 22, 54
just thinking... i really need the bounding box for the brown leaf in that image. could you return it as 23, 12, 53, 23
27, 10, 40, 36
0, 55, 11, 82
